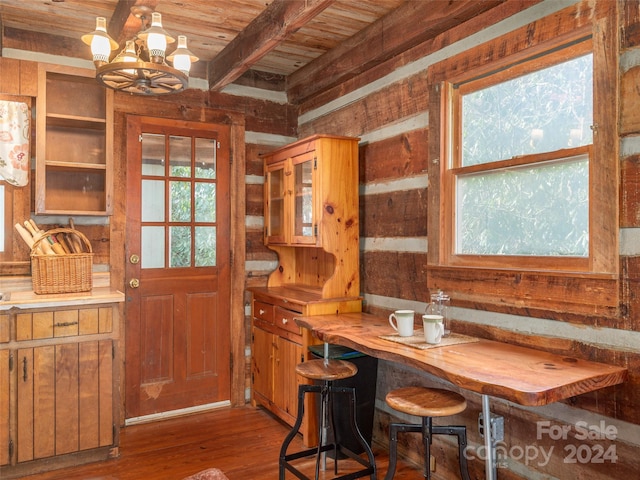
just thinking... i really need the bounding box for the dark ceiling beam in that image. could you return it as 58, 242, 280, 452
108, 0, 160, 48
2, 26, 86, 59
286, 0, 504, 104
207, 0, 335, 92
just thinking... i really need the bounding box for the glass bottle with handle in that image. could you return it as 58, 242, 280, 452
425, 290, 450, 337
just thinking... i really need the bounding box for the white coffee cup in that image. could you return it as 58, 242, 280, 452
423, 314, 444, 344
389, 310, 415, 337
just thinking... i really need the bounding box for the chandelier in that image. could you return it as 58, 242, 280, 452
81, 6, 198, 95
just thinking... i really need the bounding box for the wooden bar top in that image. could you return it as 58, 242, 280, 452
294, 312, 628, 407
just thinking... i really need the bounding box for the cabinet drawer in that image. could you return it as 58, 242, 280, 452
274, 306, 301, 336
16, 307, 113, 341
253, 301, 274, 324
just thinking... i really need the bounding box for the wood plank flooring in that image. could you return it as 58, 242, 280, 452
18, 405, 423, 480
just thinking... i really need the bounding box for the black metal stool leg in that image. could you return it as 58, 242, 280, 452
422, 417, 433, 479
384, 423, 420, 480
431, 425, 471, 480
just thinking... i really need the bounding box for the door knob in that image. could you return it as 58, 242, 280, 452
130, 254, 140, 264
129, 278, 140, 288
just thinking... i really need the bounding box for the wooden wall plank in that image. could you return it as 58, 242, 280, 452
299, 73, 428, 137
359, 129, 428, 184
360, 190, 427, 238
361, 251, 427, 303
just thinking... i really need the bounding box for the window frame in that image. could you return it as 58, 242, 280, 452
426, 1, 619, 318
444, 39, 593, 272
0, 94, 32, 275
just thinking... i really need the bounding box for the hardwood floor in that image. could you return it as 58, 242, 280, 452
18, 405, 423, 480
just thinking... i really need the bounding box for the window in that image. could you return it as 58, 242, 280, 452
447, 42, 593, 271
426, 1, 618, 317
0, 94, 32, 275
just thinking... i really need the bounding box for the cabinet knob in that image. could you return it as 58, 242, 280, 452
259, 309, 266, 315
129, 278, 140, 288
282, 317, 288, 324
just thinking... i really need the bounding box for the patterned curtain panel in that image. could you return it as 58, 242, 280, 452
0, 100, 30, 187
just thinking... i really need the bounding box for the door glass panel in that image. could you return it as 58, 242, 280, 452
195, 138, 216, 179
195, 183, 216, 222
170, 181, 191, 222
141, 179, 165, 222
170, 226, 191, 267
169, 135, 191, 177
141, 133, 165, 176
294, 160, 313, 237
268, 168, 284, 238
141, 226, 165, 268
195, 226, 216, 267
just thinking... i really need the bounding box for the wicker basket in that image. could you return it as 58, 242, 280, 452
31, 228, 93, 294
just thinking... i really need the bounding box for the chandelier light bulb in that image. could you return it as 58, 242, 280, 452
167, 36, 198, 75
146, 12, 169, 61
81, 17, 117, 67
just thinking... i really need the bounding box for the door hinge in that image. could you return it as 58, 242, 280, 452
138, 134, 143, 143
313, 156, 317, 169
8, 352, 13, 372
112, 343, 116, 359
8, 439, 13, 459
313, 224, 318, 237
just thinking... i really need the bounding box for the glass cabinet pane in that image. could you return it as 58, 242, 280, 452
267, 167, 285, 239
294, 159, 314, 238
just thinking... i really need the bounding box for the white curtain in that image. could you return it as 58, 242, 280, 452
0, 100, 30, 187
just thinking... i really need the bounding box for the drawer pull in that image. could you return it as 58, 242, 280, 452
259, 309, 266, 315
55, 321, 78, 328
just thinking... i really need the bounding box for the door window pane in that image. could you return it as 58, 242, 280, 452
141, 133, 165, 176
169, 135, 191, 177
170, 181, 191, 222
141, 180, 165, 222
170, 226, 191, 267
141, 226, 165, 268
195, 226, 216, 267
195, 183, 216, 222
195, 138, 216, 179
268, 168, 284, 238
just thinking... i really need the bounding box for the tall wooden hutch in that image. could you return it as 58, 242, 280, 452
249, 135, 362, 445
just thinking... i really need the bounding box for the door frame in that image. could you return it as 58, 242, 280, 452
109, 104, 246, 425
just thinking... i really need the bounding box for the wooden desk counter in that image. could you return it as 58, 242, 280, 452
294, 312, 627, 407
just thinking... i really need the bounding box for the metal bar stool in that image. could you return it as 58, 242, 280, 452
384, 386, 470, 480
279, 357, 377, 480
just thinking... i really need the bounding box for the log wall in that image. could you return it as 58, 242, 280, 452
293, 1, 640, 479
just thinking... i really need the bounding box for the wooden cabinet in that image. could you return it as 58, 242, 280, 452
0, 304, 119, 478
250, 135, 362, 445
36, 63, 113, 215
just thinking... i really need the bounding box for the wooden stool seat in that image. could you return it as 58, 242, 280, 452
385, 386, 467, 418
296, 358, 358, 381
280, 358, 376, 480
384, 386, 470, 480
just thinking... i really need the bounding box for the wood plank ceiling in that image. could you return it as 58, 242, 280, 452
0, 0, 504, 103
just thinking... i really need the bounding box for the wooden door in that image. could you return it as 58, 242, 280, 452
273, 336, 302, 422
125, 116, 231, 419
251, 327, 273, 404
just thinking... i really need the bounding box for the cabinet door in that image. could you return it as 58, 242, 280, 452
0, 349, 9, 466
290, 151, 318, 246
265, 160, 287, 245
16, 341, 113, 462
251, 327, 274, 403
273, 336, 303, 422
